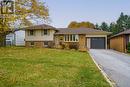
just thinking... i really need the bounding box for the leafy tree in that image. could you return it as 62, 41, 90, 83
0, 0, 49, 46
68, 21, 79, 28
80, 22, 95, 28
68, 21, 95, 29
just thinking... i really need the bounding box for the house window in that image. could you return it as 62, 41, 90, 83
41, 29, 50, 36
64, 35, 79, 42
28, 30, 35, 36
44, 41, 48, 47
30, 42, 34, 46
1, 0, 14, 14
44, 30, 48, 35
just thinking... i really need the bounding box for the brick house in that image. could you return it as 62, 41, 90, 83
54, 28, 111, 51
25, 24, 57, 48
109, 29, 130, 53
25, 24, 111, 51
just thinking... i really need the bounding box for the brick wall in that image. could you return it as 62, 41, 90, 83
79, 35, 87, 51
26, 41, 43, 48
54, 34, 87, 51
26, 41, 54, 48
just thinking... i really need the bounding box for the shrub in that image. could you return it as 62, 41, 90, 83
48, 42, 55, 48
61, 44, 65, 49
69, 43, 78, 50
59, 42, 66, 49
127, 42, 130, 53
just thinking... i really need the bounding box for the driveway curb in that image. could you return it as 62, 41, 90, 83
88, 51, 116, 87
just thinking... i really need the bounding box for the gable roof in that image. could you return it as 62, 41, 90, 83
55, 28, 111, 35
111, 29, 130, 38
25, 24, 56, 30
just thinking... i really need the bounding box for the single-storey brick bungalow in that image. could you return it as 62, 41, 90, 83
110, 29, 130, 53
54, 28, 111, 51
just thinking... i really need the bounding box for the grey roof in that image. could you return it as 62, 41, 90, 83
25, 24, 56, 30
55, 28, 111, 35
111, 29, 130, 38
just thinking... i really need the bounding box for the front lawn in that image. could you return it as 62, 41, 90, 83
0, 47, 110, 87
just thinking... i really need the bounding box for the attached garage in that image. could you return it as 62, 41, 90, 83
91, 37, 106, 49
86, 35, 108, 49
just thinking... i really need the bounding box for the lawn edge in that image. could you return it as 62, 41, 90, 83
88, 51, 116, 87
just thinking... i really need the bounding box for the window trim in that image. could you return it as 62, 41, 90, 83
64, 34, 79, 42
28, 30, 35, 36
41, 29, 50, 36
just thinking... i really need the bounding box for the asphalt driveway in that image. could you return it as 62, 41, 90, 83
89, 49, 130, 87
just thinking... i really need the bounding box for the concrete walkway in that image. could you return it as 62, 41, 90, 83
89, 49, 130, 87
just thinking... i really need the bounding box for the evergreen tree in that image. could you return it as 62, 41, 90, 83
100, 22, 109, 31
95, 23, 101, 30
109, 23, 119, 35
116, 12, 130, 32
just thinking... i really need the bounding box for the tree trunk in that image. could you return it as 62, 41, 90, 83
0, 34, 6, 47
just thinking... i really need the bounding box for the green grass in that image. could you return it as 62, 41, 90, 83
0, 47, 110, 87
127, 53, 130, 55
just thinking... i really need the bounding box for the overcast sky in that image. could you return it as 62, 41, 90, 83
44, 0, 130, 28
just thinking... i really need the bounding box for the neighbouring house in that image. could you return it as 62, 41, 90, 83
25, 24, 57, 48
54, 28, 111, 51
6, 29, 25, 46
110, 29, 130, 53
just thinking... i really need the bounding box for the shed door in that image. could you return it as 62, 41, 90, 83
91, 37, 105, 49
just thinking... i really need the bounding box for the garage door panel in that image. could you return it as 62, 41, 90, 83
91, 37, 105, 49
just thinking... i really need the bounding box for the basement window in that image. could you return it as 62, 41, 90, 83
30, 42, 34, 46
44, 42, 49, 47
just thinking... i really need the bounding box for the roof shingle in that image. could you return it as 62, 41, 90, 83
111, 29, 130, 38
25, 24, 56, 30
55, 28, 111, 35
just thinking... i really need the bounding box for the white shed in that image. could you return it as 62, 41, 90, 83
14, 30, 25, 46
6, 29, 25, 46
